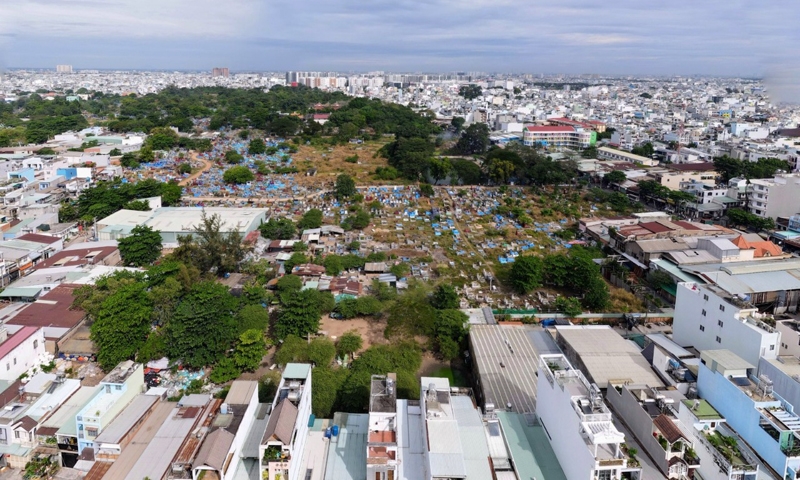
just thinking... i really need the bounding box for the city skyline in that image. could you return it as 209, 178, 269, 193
1, 0, 797, 78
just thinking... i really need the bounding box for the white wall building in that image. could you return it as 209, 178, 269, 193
673, 282, 780, 366
537, 353, 641, 480
748, 174, 800, 219
0, 327, 46, 382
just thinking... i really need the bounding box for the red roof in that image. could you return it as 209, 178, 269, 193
16, 233, 61, 245
7, 285, 86, 333
525, 125, 575, 132
639, 222, 673, 234
671, 220, 702, 230
31, 246, 118, 271
313, 114, 331, 120
0, 326, 39, 359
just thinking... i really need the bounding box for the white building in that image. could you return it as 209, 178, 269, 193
537, 353, 641, 480
0, 326, 46, 382
748, 173, 800, 219
259, 363, 312, 480
673, 282, 780, 366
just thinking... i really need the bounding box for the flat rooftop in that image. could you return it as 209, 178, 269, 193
681, 399, 723, 421
94, 394, 158, 445
103, 402, 175, 479
555, 326, 663, 387
323, 412, 368, 480
497, 412, 567, 480
470, 324, 544, 413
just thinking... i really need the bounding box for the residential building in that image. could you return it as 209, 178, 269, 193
748, 174, 800, 219
523, 125, 595, 149
596, 147, 658, 166
605, 383, 701, 478
0, 327, 46, 382
655, 163, 718, 191
697, 350, 800, 480
367, 374, 399, 480
75, 360, 144, 453
47, 386, 100, 467
212, 67, 230, 78
673, 282, 780, 366
93, 393, 160, 460
259, 363, 312, 480
56, 65, 73, 74
537, 353, 641, 480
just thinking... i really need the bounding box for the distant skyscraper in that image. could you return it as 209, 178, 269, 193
212, 67, 229, 77
56, 65, 73, 74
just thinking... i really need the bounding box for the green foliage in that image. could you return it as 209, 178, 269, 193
428, 157, 452, 184
234, 329, 268, 372
248, 138, 266, 155
434, 309, 469, 360
23, 455, 59, 480
450, 158, 483, 185
171, 211, 251, 276
297, 208, 323, 229
60, 178, 183, 222
138, 331, 168, 363
258, 217, 296, 240
324, 255, 343, 275
178, 162, 192, 174
713, 155, 790, 183
432, 284, 460, 310
275, 289, 321, 339
210, 357, 240, 384
455, 123, 490, 155
123, 199, 151, 211
335, 296, 383, 319
306, 337, 336, 366
166, 281, 238, 368
451, 116, 466, 132
381, 137, 435, 180
274, 335, 308, 365
554, 296, 583, 318
224, 150, 244, 164
419, 183, 435, 197
118, 224, 162, 266
341, 209, 371, 230
348, 241, 361, 251
236, 305, 270, 335
90, 280, 153, 370
386, 283, 437, 338
727, 208, 774, 231
375, 166, 400, 180
284, 252, 308, 272
334, 174, 357, 200
510, 255, 544, 293
276, 274, 303, 294
604, 170, 627, 184
631, 142, 654, 157
311, 367, 349, 418
223, 165, 254, 184
336, 331, 363, 357
458, 84, 483, 100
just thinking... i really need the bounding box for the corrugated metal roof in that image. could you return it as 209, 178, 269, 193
225, 380, 257, 406
452, 395, 493, 480
94, 394, 158, 444
282, 363, 311, 380
193, 428, 235, 470
496, 412, 567, 480
323, 412, 368, 480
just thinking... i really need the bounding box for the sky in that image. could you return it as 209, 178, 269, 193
0, 0, 798, 79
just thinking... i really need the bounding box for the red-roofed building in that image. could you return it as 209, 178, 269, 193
312, 113, 330, 125
0, 326, 45, 381
731, 234, 783, 258
6, 284, 87, 352
31, 246, 119, 272
523, 125, 594, 149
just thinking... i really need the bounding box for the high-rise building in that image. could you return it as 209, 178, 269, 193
212, 67, 229, 77
56, 65, 73, 74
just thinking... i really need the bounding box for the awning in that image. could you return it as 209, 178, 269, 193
620, 252, 648, 270
0, 286, 42, 299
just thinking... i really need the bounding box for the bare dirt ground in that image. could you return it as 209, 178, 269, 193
291, 142, 392, 187
319, 316, 387, 349
179, 152, 212, 186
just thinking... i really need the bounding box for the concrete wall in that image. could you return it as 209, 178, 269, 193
0, 328, 46, 382
758, 359, 800, 420
697, 362, 792, 477
673, 283, 779, 366
606, 385, 670, 474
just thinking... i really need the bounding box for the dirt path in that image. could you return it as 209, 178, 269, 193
179, 152, 212, 186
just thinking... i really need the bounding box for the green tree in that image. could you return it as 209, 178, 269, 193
334, 174, 357, 200
233, 329, 267, 372
258, 218, 296, 240
583, 277, 610, 310
487, 159, 515, 184
311, 367, 349, 418
554, 296, 583, 318
210, 357, 240, 384
172, 211, 251, 276
604, 170, 627, 185
149, 275, 183, 327
324, 255, 343, 276
178, 162, 192, 174
90, 282, 153, 370
274, 335, 308, 365
118, 225, 163, 266
109, 148, 122, 156
434, 309, 469, 360
284, 252, 308, 272
450, 158, 483, 185
248, 138, 267, 155
381, 137, 435, 180
432, 284, 459, 310
419, 183, 435, 197
297, 209, 323, 229
451, 116, 466, 132
166, 281, 239, 368
336, 331, 363, 357
510, 255, 543, 293
455, 123, 490, 155
224, 150, 244, 164
223, 165, 254, 184
428, 157, 452, 184
306, 337, 336, 366
276, 274, 303, 294
236, 305, 270, 335
458, 84, 483, 100
275, 289, 321, 339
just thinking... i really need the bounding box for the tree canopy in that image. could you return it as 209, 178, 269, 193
118, 225, 162, 266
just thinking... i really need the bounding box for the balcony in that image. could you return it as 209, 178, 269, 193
263, 446, 289, 463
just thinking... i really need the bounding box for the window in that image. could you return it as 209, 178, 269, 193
719, 305, 725, 312
718, 320, 724, 328
33, 340, 37, 349
770, 345, 775, 351
12, 358, 16, 366
700, 325, 705, 332
716, 336, 721, 343
5, 364, 8, 371
703, 294, 709, 301
702, 309, 706, 316
86, 427, 98, 438
115, 385, 122, 391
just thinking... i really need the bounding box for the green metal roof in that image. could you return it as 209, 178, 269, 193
497, 412, 567, 480
282, 363, 311, 380
0, 286, 42, 298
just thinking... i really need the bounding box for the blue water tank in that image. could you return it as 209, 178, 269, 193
324, 427, 332, 438
332, 425, 340, 437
